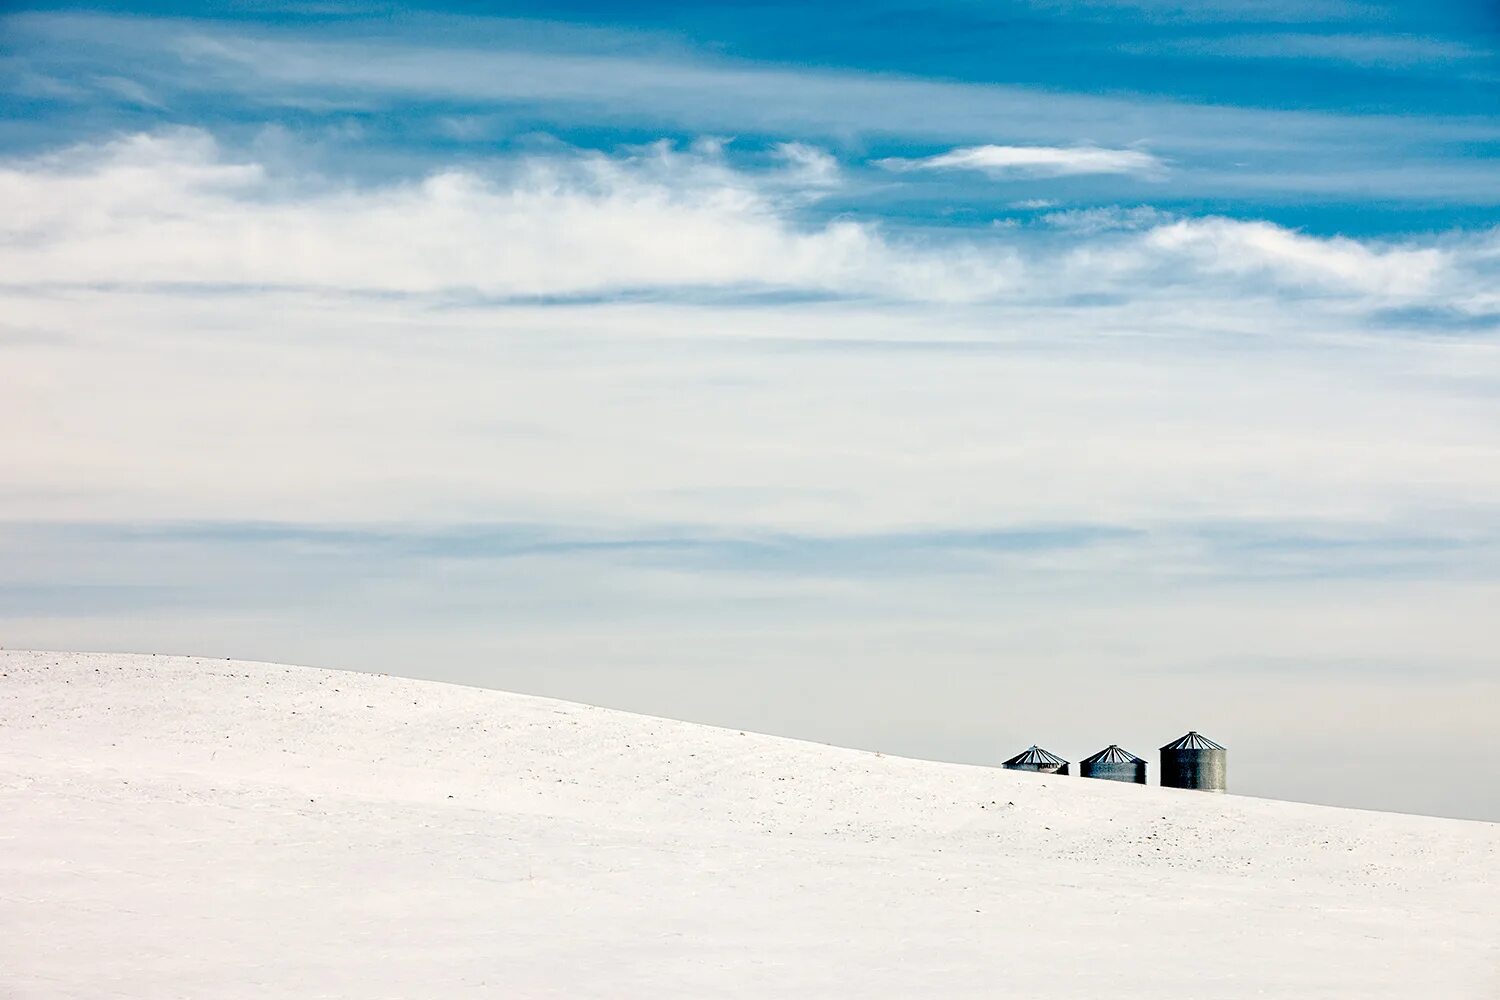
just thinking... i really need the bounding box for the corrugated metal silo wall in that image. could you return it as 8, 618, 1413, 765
1002, 762, 1069, 776
1079, 760, 1147, 784
1159, 748, 1227, 791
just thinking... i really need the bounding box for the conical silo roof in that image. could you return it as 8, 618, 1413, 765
1161, 731, 1224, 751
1002, 745, 1068, 767
1080, 744, 1143, 765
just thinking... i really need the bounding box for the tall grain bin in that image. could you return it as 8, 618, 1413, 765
1001, 745, 1069, 776
1159, 731, 1226, 792
1079, 745, 1147, 784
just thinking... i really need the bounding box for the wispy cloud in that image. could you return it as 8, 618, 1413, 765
1123, 217, 1451, 296
5, 130, 1485, 310
1147, 32, 1485, 67
0, 130, 1016, 303
1042, 205, 1175, 231
879, 144, 1167, 179
7, 12, 1500, 204
1021, 0, 1379, 25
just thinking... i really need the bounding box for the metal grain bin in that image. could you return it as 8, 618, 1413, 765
1079, 745, 1147, 784
1001, 745, 1069, 776
1159, 731, 1227, 792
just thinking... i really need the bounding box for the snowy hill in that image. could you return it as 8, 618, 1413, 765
3, 651, 1497, 998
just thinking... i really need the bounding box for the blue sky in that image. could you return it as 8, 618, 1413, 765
7, 0, 1500, 233
2, 0, 1499, 818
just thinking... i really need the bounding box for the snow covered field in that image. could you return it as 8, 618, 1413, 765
3, 650, 1497, 998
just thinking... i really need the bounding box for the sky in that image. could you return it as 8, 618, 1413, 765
2, 0, 1499, 820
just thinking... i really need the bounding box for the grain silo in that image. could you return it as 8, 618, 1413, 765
1001, 745, 1069, 776
1079, 745, 1147, 784
1159, 731, 1226, 792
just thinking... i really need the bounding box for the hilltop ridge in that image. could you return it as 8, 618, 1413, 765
3, 650, 1497, 998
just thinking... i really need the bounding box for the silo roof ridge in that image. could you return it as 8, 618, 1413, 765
1160, 731, 1225, 751
1002, 745, 1068, 766
1080, 744, 1144, 764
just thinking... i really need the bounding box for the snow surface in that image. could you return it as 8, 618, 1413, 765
3, 650, 1497, 999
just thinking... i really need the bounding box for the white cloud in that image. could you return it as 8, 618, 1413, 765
1133, 217, 1449, 296
4, 129, 1485, 311
879, 144, 1167, 178
1042, 205, 1175, 232
0, 130, 1017, 303
771, 142, 841, 189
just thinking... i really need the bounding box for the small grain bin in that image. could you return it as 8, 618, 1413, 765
1159, 731, 1226, 792
1001, 745, 1069, 776
1079, 744, 1146, 784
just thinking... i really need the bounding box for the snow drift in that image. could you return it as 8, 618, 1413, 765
3, 650, 1497, 998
